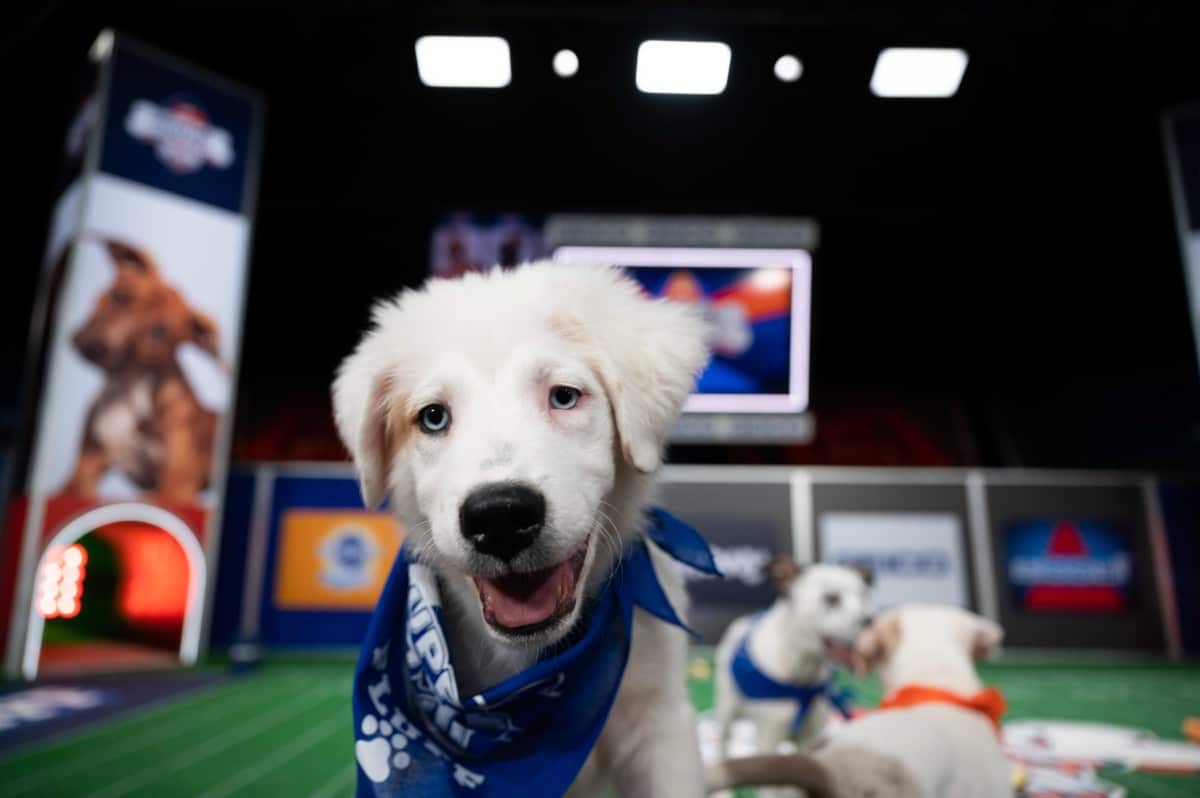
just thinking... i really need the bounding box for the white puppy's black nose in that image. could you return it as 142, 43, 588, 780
459, 483, 545, 561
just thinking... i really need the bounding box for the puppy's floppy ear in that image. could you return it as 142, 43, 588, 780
188, 312, 221, 361
332, 341, 400, 509
854, 612, 900, 677
764, 555, 803, 595
557, 268, 710, 473
967, 616, 1004, 661
850, 563, 875, 588
105, 240, 158, 274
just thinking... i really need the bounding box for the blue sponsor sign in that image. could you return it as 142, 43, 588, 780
1005, 520, 1135, 613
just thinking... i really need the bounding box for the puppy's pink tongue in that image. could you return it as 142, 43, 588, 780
825, 638, 857, 669
474, 560, 575, 629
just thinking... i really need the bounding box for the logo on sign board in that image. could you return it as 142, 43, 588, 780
318, 525, 380, 591
125, 98, 234, 174
682, 544, 771, 587
0, 687, 108, 731
1007, 520, 1133, 612
819, 512, 969, 610
831, 550, 951, 578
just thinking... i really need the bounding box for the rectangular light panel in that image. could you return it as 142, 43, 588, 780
870, 47, 968, 98
415, 36, 512, 88
636, 40, 731, 95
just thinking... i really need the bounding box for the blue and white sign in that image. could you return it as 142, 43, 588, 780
320, 525, 380, 590
0, 687, 108, 732
819, 512, 969, 610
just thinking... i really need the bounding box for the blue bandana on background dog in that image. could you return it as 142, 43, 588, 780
352, 508, 718, 797
730, 615, 855, 733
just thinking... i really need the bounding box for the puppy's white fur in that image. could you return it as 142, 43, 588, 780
707, 604, 1010, 798
333, 262, 710, 796
713, 564, 871, 758
830, 605, 1010, 798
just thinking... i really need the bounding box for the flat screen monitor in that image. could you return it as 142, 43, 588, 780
552, 246, 811, 414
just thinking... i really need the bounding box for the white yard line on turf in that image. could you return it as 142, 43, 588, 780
2, 675, 304, 796
88, 685, 343, 798
305, 764, 356, 798
193, 715, 345, 798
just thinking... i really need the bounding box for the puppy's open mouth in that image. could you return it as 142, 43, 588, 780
823, 637, 857, 669
472, 540, 590, 636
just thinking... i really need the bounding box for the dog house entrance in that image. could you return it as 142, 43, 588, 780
22, 504, 206, 680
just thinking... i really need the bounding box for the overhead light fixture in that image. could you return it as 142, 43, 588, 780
553, 49, 579, 78
869, 47, 968, 98
774, 55, 803, 83
636, 40, 731, 95
415, 36, 512, 88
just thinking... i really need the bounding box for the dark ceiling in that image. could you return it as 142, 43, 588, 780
4, 1, 1200, 468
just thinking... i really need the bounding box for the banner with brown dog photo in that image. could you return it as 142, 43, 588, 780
1, 33, 262, 679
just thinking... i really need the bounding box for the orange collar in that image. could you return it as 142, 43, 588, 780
879, 684, 1007, 731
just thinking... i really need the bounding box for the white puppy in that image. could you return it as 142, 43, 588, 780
713, 559, 872, 759
333, 263, 710, 797
707, 605, 1010, 798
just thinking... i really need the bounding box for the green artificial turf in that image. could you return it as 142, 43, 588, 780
687, 652, 1200, 798
0, 662, 355, 798
1, 655, 1198, 797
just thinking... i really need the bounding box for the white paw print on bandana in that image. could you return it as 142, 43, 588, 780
356, 713, 411, 783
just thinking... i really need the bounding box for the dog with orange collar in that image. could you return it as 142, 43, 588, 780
706, 605, 1010, 798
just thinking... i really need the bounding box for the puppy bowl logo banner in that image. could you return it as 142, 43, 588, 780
1006, 520, 1135, 613
97, 42, 254, 212
819, 512, 969, 610
429, 213, 545, 278
124, 98, 234, 175
2, 32, 262, 676
274, 511, 403, 610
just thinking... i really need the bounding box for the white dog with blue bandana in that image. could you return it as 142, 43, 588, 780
334, 263, 711, 796
713, 558, 873, 765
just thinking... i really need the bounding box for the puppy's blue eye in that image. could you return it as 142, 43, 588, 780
549, 386, 580, 410
418, 403, 450, 433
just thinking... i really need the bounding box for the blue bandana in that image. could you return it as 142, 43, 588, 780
352, 508, 719, 797
729, 616, 855, 733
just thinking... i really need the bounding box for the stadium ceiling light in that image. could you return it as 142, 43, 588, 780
869, 47, 968, 98
774, 55, 803, 83
636, 40, 731, 95
415, 36, 512, 88
553, 49, 579, 78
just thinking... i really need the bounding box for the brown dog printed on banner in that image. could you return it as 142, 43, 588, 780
65, 239, 221, 505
